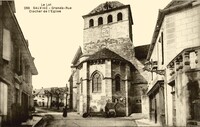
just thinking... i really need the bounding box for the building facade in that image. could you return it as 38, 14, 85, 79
146, 0, 200, 126
69, 1, 148, 116
0, 1, 38, 126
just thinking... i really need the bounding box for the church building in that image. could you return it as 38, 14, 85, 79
69, 1, 148, 116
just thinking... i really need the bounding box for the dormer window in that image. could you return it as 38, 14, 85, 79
117, 12, 123, 21
98, 17, 103, 26
89, 19, 94, 27
107, 15, 113, 23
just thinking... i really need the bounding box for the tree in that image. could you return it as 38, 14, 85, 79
50, 88, 56, 108
49, 87, 67, 110
54, 87, 66, 110
44, 90, 51, 108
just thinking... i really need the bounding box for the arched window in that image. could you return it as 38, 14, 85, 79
98, 17, 103, 26
115, 75, 120, 91
89, 19, 94, 27
117, 12, 123, 21
92, 73, 102, 92
107, 15, 113, 23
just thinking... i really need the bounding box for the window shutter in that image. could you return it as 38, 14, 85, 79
3, 29, 12, 61
0, 82, 8, 115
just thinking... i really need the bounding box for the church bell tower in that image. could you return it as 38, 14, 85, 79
82, 1, 134, 54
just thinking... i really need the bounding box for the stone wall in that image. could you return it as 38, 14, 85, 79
83, 37, 148, 80
164, 5, 200, 65
141, 95, 149, 118
72, 69, 79, 111
87, 62, 108, 112
112, 63, 126, 100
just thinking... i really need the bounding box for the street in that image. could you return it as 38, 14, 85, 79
43, 111, 137, 127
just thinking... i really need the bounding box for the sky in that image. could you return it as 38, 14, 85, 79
14, 0, 171, 89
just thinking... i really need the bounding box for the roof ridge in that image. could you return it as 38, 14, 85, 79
88, 1, 125, 15
164, 0, 189, 9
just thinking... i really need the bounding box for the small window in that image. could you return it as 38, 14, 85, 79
89, 19, 94, 27
98, 17, 103, 26
107, 15, 113, 23
115, 75, 120, 91
92, 73, 102, 92
117, 12, 123, 21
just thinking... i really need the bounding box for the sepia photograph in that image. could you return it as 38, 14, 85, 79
0, 0, 200, 126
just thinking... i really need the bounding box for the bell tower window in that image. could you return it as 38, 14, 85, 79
98, 17, 103, 26
117, 12, 123, 21
89, 19, 94, 27
107, 15, 113, 23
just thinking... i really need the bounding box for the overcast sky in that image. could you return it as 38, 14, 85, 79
14, 0, 170, 89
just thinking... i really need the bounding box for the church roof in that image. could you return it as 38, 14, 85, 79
88, 1, 124, 15
86, 48, 127, 62
71, 46, 82, 65
164, 0, 188, 9
135, 44, 150, 60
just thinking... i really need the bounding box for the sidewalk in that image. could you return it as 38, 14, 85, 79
135, 118, 161, 127
129, 113, 161, 127
20, 107, 55, 127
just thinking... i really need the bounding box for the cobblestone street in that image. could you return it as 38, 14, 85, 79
45, 112, 137, 127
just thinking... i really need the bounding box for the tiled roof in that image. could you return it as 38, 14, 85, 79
71, 46, 82, 65
89, 1, 124, 15
135, 44, 150, 60
164, 0, 188, 9
86, 48, 127, 62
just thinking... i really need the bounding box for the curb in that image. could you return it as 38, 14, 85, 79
135, 119, 161, 127
34, 117, 46, 127
21, 116, 43, 127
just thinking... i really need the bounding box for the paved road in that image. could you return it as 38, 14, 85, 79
45, 112, 137, 127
